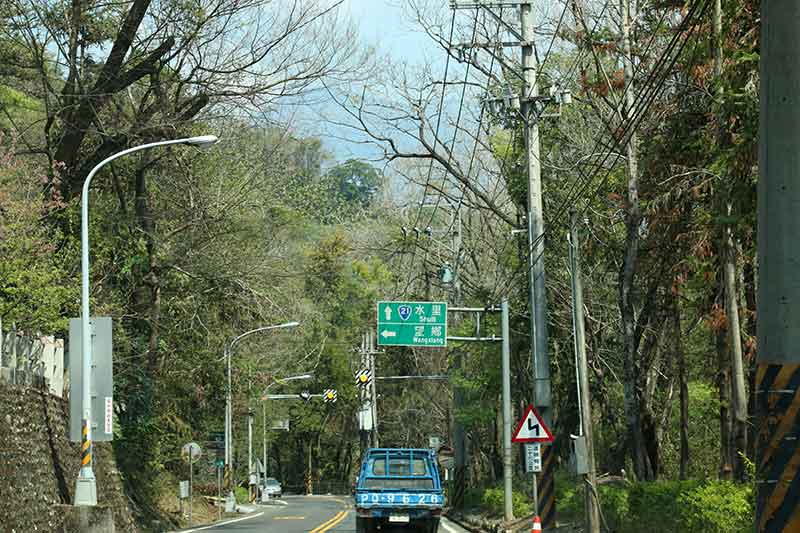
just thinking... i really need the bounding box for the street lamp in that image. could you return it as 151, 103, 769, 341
222, 321, 300, 507
260, 373, 313, 490
76, 135, 219, 507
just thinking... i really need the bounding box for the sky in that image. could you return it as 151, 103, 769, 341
298, 0, 469, 164
341, 0, 434, 67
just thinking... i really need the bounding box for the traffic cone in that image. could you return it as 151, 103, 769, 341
531, 516, 542, 532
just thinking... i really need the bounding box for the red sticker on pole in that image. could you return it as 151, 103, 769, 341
512, 404, 553, 443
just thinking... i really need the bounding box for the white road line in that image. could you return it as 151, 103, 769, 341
262, 499, 289, 506
180, 511, 265, 532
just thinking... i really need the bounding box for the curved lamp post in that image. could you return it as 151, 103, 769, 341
222, 321, 300, 507
259, 373, 313, 496
75, 135, 219, 507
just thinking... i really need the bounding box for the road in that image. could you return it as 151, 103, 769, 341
180, 495, 471, 533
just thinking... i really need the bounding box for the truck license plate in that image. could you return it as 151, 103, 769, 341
389, 513, 410, 523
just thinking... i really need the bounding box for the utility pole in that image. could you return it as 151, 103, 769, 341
520, 1, 555, 525
501, 297, 514, 523
756, 2, 800, 531
247, 409, 253, 501
358, 331, 381, 449
569, 211, 599, 533
368, 330, 379, 447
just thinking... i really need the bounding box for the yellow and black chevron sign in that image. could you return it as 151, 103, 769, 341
81, 420, 92, 467
756, 363, 800, 532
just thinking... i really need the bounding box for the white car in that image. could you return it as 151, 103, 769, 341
263, 477, 282, 499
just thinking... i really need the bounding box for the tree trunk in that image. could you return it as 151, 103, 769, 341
673, 296, 690, 479
618, 0, 652, 481
723, 232, 748, 480
712, 0, 747, 481
716, 324, 733, 480
133, 163, 162, 377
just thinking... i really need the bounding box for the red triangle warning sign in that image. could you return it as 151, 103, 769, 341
512, 404, 553, 443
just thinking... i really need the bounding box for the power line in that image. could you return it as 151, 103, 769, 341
491, 0, 710, 299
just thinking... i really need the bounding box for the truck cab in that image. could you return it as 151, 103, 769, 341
355, 448, 444, 532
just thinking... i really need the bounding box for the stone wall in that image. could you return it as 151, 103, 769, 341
0, 381, 137, 532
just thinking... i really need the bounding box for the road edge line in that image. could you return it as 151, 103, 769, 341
179, 511, 265, 532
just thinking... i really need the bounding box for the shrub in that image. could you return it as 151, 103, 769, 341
623, 479, 700, 533
480, 486, 532, 518
679, 480, 752, 532
596, 483, 630, 532
234, 486, 249, 504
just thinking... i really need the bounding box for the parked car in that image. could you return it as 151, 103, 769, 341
263, 477, 282, 499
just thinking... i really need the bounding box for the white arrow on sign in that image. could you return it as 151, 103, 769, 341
381, 330, 397, 338
512, 404, 554, 443
384, 306, 392, 321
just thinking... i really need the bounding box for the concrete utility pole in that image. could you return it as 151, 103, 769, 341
569, 212, 599, 533
247, 409, 254, 500
501, 297, 514, 523
358, 331, 381, 449
520, 1, 555, 525
756, 2, 800, 531
368, 330, 379, 448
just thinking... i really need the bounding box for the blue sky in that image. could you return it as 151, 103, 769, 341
299, 0, 467, 164
341, 0, 434, 66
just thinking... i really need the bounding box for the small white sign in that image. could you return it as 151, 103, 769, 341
525, 444, 542, 473
104, 397, 113, 434
179, 480, 189, 499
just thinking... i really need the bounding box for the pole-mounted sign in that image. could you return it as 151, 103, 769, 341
512, 404, 554, 443
323, 389, 338, 403
356, 369, 372, 387
376, 301, 447, 347
525, 443, 542, 473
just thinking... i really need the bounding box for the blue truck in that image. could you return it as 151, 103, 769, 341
355, 448, 444, 532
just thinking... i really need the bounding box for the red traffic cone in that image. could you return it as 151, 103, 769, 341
531, 516, 542, 532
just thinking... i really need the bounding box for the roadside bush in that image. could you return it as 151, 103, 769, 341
624, 479, 700, 532
596, 483, 629, 531
679, 480, 752, 532
481, 486, 532, 518
234, 486, 249, 504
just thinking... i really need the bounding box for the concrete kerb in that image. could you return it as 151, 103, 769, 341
55, 504, 115, 533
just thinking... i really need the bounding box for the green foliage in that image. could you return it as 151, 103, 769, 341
597, 484, 631, 531
558, 479, 751, 533
0, 142, 78, 332
234, 486, 249, 504
325, 159, 382, 207
480, 486, 532, 518
660, 382, 721, 479
626, 479, 701, 532
678, 481, 752, 532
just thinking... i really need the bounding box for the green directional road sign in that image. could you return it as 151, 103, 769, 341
377, 301, 447, 347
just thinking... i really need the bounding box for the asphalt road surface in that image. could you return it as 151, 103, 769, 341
181, 495, 471, 533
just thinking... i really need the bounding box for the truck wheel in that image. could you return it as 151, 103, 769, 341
356, 517, 376, 533
417, 518, 440, 533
